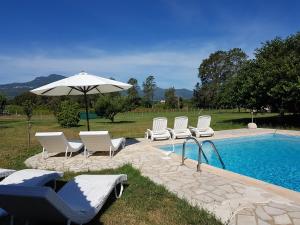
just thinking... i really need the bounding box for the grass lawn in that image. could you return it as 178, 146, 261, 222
0, 109, 299, 224
0, 165, 223, 225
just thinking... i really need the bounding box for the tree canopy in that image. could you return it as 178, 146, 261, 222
194, 32, 300, 114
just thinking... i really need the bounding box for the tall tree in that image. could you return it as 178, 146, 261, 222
127, 78, 139, 99
127, 78, 141, 108
164, 87, 177, 109
0, 93, 7, 114
196, 48, 247, 108
142, 75, 156, 107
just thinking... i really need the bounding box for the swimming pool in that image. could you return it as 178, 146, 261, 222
159, 134, 300, 192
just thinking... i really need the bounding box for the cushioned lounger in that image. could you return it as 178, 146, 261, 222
0, 169, 15, 179
0, 174, 127, 225
0, 169, 63, 218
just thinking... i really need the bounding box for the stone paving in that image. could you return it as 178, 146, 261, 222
25, 128, 300, 225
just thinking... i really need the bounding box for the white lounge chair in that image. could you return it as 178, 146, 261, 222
35, 132, 83, 159
79, 131, 125, 158
168, 116, 192, 139
0, 169, 63, 218
146, 117, 171, 141
0, 174, 127, 225
0, 169, 15, 179
190, 115, 214, 137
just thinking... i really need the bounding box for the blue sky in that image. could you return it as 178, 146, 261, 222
0, 0, 299, 89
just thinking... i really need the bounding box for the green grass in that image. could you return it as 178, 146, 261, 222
0, 109, 299, 224
1, 164, 223, 225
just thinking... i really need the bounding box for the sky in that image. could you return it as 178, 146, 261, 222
0, 0, 299, 89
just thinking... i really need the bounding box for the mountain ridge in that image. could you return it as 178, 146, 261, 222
0, 74, 193, 99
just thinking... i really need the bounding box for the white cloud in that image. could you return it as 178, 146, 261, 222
0, 47, 216, 89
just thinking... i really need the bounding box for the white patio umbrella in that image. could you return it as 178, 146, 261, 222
31, 71, 132, 130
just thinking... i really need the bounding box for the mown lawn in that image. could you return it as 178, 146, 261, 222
0, 109, 298, 225
0, 165, 223, 225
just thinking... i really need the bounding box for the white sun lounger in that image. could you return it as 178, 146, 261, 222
36, 132, 83, 159
146, 117, 171, 141
189, 115, 214, 137
0, 169, 15, 179
79, 131, 125, 158
168, 116, 192, 139
0, 174, 127, 225
0, 169, 63, 218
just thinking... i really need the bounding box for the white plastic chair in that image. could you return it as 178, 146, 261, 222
189, 115, 214, 137
79, 131, 125, 158
169, 116, 192, 139
35, 132, 83, 159
146, 117, 171, 141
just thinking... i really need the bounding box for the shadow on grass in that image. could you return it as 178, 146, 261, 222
94, 120, 135, 124
223, 114, 300, 129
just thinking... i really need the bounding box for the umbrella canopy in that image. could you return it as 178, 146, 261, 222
31, 71, 132, 130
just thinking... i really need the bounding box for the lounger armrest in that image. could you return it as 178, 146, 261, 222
189, 126, 196, 129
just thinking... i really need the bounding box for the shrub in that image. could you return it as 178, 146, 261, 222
95, 95, 129, 122
56, 100, 80, 127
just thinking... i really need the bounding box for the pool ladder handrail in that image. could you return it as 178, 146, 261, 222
201, 140, 226, 169
181, 137, 225, 171
181, 136, 209, 172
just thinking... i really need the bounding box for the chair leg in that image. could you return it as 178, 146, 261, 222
67, 219, 71, 225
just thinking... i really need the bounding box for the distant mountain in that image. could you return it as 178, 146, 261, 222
0, 74, 193, 99
0, 74, 66, 98
137, 87, 193, 100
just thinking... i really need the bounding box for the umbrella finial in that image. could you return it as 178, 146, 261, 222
80, 71, 87, 75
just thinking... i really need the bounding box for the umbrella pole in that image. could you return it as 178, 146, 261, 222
83, 92, 90, 131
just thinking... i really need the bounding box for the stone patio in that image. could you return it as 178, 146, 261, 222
25, 128, 300, 225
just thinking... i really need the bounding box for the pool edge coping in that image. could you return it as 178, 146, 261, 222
153, 128, 300, 203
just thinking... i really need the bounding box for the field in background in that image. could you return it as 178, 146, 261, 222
0, 109, 299, 169
1, 109, 299, 225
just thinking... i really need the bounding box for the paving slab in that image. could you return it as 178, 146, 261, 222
25, 128, 300, 225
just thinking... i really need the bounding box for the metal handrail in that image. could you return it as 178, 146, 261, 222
182, 136, 208, 171
200, 140, 226, 169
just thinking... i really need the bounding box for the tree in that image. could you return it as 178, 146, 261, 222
164, 87, 177, 109
127, 78, 141, 108
0, 93, 7, 114
197, 48, 248, 108
22, 100, 34, 148
142, 75, 156, 107
56, 100, 80, 127
95, 95, 129, 122
232, 32, 300, 114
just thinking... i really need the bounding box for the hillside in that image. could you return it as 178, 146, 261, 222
0, 75, 193, 99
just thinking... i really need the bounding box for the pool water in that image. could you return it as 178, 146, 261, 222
160, 134, 300, 192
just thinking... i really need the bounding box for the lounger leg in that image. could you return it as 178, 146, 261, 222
10, 216, 14, 225
114, 183, 124, 198
109, 146, 112, 158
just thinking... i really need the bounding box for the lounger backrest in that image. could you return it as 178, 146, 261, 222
152, 117, 168, 132
197, 115, 211, 130
174, 116, 188, 130
35, 132, 68, 153
0, 185, 74, 223
79, 131, 113, 152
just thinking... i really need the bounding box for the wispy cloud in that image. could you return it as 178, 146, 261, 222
0, 46, 217, 89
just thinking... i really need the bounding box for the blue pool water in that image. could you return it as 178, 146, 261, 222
160, 134, 300, 192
